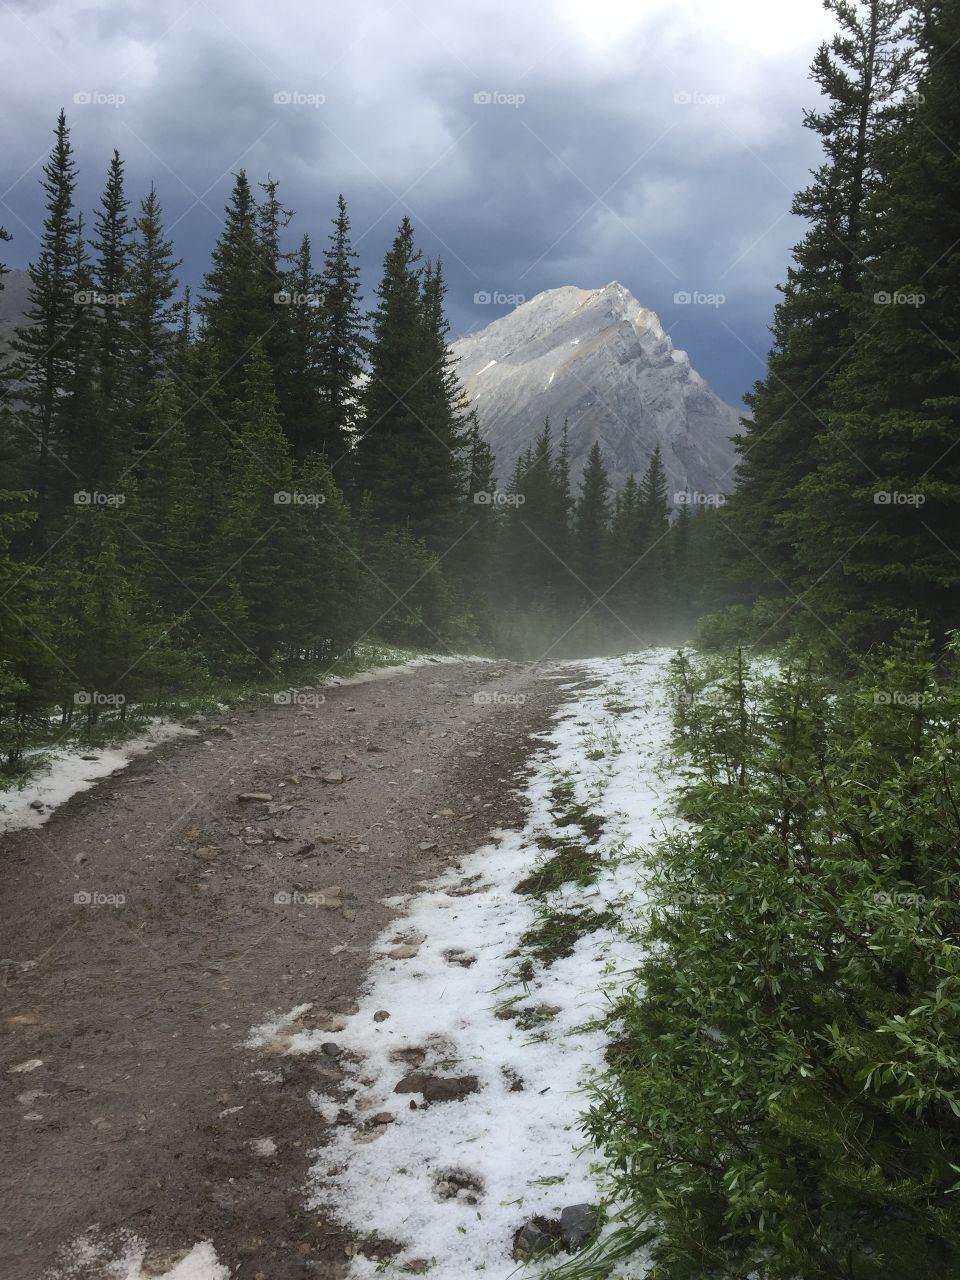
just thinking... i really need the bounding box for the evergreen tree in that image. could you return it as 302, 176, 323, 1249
279, 233, 325, 462
790, 0, 960, 644
574, 440, 612, 596
219, 344, 300, 669
725, 0, 914, 593
126, 184, 181, 410
354, 222, 466, 547
89, 149, 132, 487
317, 194, 365, 469
198, 171, 273, 406
10, 111, 80, 540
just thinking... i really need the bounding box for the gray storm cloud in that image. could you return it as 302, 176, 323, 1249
0, 0, 835, 403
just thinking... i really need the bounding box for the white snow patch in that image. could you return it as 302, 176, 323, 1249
0, 720, 194, 834
254, 650, 681, 1278
476, 359, 497, 375
47, 1232, 227, 1280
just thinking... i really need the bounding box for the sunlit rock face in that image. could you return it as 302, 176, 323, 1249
451, 282, 742, 498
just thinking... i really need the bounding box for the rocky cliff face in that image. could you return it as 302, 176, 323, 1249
451, 282, 742, 499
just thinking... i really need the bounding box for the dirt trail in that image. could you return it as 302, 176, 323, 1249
0, 658, 576, 1280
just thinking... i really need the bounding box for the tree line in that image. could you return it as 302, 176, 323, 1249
0, 118, 703, 767
707, 0, 960, 658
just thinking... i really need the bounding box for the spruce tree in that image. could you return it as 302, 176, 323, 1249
198, 171, 273, 406
92, 150, 132, 451
317, 194, 365, 469
126, 184, 181, 411
354, 222, 466, 547
790, 0, 960, 644
279, 233, 325, 462
11, 111, 80, 539
725, 0, 913, 593
574, 441, 612, 597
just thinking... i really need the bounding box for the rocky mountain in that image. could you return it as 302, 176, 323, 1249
451, 283, 743, 500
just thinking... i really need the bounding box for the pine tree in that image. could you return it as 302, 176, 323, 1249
256, 176, 296, 413
355, 222, 466, 547
574, 441, 612, 597
10, 111, 80, 540
725, 0, 914, 593
126, 184, 181, 410
198, 171, 274, 406
219, 344, 300, 670
790, 0, 960, 644
317, 194, 365, 469
353, 217, 422, 511
89, 149, 132, 486
279, 233, 325, 462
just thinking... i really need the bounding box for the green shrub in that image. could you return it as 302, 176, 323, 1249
582, 627, 960, 1279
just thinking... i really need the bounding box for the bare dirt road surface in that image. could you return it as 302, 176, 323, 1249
0, 658, 577, 1280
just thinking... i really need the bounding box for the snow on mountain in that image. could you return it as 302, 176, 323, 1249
451, 282, 742, 499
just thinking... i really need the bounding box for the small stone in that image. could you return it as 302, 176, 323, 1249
237, 793, 273, 803
342, 908, 356, 922
418, 841, 437, 852
321, 1042, 341, 1058
322, 770, 344, 784
8, 1059, 43, 1074
295, 842, 316, 857
383, 946, 420, 960
394, 1071, 480, 1103
370, 1111, 394, 1125
373, 1010, 390, 1023
559, 1204, 601, 1252
513, 1220, 559, 1262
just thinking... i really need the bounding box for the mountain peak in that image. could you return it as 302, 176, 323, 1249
451, 284, 738, 497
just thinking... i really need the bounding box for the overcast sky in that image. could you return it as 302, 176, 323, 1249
0, 0, 839, 405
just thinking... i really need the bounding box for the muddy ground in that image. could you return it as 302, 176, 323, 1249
0, 658, 579, 1280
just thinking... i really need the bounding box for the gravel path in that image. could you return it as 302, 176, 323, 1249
0, 658, 576, 1280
